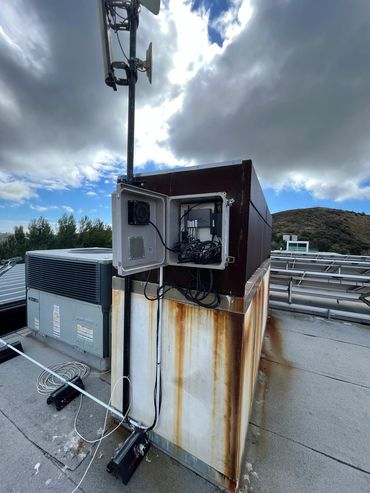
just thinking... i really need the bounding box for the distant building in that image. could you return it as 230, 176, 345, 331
286, 240, 309, 253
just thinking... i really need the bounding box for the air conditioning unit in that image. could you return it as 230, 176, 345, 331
26, 248, 113, 370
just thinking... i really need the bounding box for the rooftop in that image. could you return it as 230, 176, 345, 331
0, 263, 25, 309
242, 309, 370, 493
0, 329, 217, 493
0, 309, 369, 492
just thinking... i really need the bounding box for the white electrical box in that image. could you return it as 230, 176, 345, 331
112, 184, 232, 276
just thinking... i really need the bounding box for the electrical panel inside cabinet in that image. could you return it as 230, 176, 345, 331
112, 185, 231, 276
172, 201, 223, 265
167, 193, 229, 269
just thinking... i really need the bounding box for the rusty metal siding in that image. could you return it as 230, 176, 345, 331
111, 261, 270, 490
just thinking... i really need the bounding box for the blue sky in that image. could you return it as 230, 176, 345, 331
0, 0, 370, 232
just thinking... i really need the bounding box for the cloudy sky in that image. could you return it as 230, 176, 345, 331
0, 0, 370, 232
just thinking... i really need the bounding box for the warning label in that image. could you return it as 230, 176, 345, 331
77, 324, 93, 342
53, 304, 60, 337
34, 317, 39, 330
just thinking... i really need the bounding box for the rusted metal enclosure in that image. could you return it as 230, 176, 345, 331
111, 261, 270, 489
111, 161, 271, 489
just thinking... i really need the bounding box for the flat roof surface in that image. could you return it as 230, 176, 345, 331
242, 309, 370, 493
0, 330, 217, 493
1, 310, 369, 492
0, 263, 25, 307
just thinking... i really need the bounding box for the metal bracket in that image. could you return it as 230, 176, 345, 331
0, 341, 23, 364
46, 375, 84, 411
107, 430, 150, 484
359, 293, 370, 308
226, 256, 235, 265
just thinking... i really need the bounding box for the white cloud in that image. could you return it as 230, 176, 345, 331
30, 204, 48, 213
0, 172, 37, 201
167, 0, 370, 202
0, 0, 369, 207
62, 205, 74, 214
86, 191, 97, 196
0, 1, 50, 74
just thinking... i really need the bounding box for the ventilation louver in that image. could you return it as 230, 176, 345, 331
26, 256, 100, 305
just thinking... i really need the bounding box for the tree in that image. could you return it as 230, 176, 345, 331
0, 226, 28, 261
0, 236, 16, 261
56, 214, 77, 248
27, 217, 54, 251
14, 226, 27, 256
0, 214, 112, 262
77, 216, 112, 247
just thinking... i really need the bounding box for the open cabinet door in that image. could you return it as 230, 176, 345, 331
112, 184, 168, 276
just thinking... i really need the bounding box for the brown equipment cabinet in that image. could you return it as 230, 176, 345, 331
127, 159, 271, 296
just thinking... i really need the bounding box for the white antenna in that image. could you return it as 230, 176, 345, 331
98, 0, 159, 179
137, 42, 153, 84
97, 0, 116, 90
146, 42, 153, 84
140, 0, 161, 15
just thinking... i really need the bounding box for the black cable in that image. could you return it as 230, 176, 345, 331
145, 267, 218, 432
177, 238, 221, 265
178, 202, 203, 227
144, 269, 171, 302
114, 30, 130, 63
149, 221, 178, 253
112, 6, 128, 21
147, 277, 163, 431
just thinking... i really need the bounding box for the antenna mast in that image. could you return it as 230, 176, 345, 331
98, 0, 158, 182
126, 0, 138, 182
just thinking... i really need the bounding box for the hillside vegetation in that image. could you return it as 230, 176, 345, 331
272, 207, 370, 255
0, 214, 112, 262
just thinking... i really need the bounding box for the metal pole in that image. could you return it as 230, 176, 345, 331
126, 0, 138, 182
152, 266, 164, 429
122, 0, 138, 417
123, 275, 132, 415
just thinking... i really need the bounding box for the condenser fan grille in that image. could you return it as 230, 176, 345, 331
26, 256, 100, 304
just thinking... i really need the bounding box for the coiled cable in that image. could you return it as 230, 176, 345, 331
36, 362, 90, 395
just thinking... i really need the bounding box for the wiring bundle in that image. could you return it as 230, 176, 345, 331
149, 201, 223, 268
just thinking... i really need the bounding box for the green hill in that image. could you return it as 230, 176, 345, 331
272, 207, 370, 255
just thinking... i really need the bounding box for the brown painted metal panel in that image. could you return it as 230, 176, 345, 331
250, 165, 268, 221
133, 160, 271, 296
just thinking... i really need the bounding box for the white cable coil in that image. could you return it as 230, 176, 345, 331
36, 361, 90, 395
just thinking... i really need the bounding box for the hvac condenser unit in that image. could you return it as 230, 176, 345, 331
26, 248, 113, 370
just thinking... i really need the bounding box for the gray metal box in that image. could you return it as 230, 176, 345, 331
112, 184, 232, 276
26, 248, 113, 369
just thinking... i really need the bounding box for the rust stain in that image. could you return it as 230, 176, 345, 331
263, 313, 293, 383
224, 312, 243, 481
76, 439, 85, 455
233, 273, 270, 482
111, 290, 120, 335
211, 309, 226, 459
210, 308, 245, 481
264, 314, 291, 367
228, 297, 244, 313
174, 302, 186, 447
